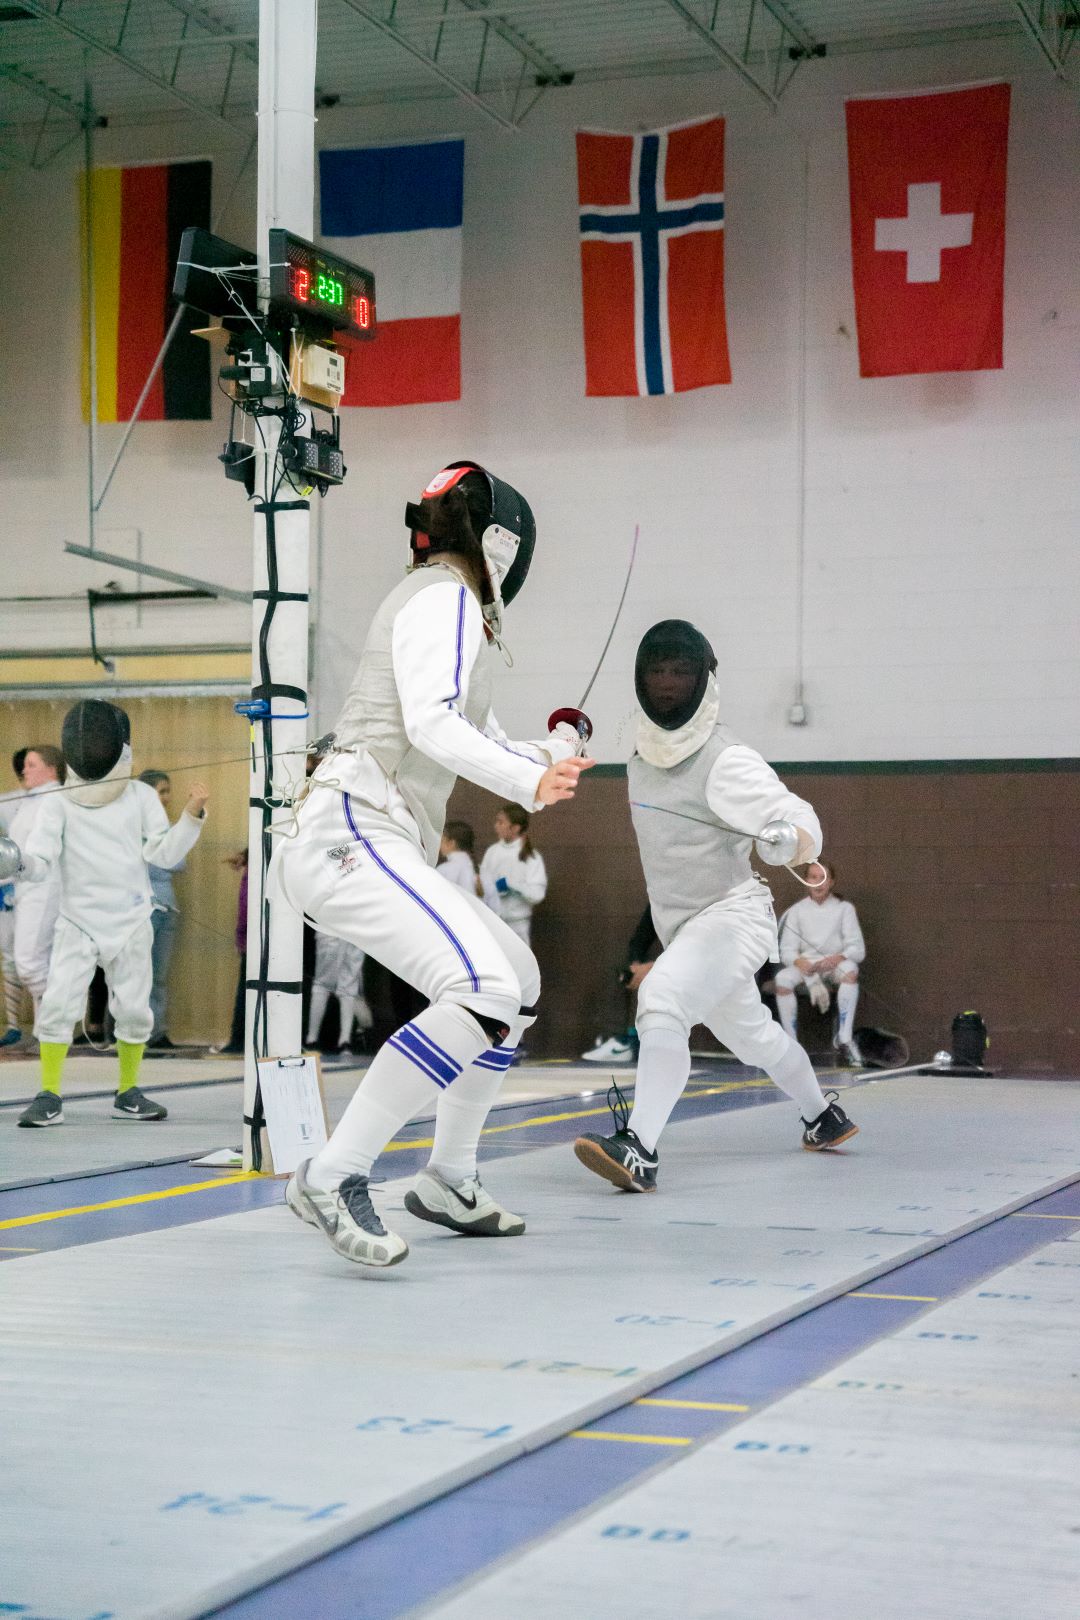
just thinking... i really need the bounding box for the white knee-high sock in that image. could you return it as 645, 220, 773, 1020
309, 1003, 489, 1188
776, 992, 797, 1038
836, 981, 859, 1043
627, 1027, 691, 1153
336, 993, 357, 1049
3, 967, 21, 1029
769, 1037, 828, 1120
428, 1012, 534, 1184
306, 984, 329, 1047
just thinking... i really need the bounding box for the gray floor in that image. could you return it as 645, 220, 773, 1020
3, 1075, 1078, 1620
424, 1234, 1080, 1620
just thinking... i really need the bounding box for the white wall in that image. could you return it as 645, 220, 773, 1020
1, 33, 1077, 761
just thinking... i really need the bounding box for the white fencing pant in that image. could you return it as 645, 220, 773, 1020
274, 789, 540, 1185
629, 886, 827, 1152
13, 878, 60, 1004
0, 904, 21, 1028
307, 934, 368, 1046
774, 958, 860, 1040
35, 917, 154, 1047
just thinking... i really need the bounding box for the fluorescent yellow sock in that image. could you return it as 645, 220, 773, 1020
117, 1040, 145, 1093
39, 1042, 68, 1096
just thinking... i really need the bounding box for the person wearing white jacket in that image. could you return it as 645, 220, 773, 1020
7, 746, 66, 1037
7, 701, 208, 1128
479, 805, 547, 944
275, 461, 592, 1270
775, 861, 866, 1064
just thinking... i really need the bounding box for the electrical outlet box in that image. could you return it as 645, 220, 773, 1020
300, 344, 345, 397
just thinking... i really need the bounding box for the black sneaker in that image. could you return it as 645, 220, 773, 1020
18, 1090, 64, 1128
112, 1087, 168, 1121
574, 1082, 659, 1192
802, 1091, 858, 1151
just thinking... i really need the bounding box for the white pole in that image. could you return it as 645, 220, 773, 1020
242, 0, 317, 1170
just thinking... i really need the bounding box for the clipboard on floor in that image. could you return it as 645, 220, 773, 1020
256, 1055, 330, 1177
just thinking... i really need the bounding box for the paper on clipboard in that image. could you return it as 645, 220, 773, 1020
257, 1056, 329, 1176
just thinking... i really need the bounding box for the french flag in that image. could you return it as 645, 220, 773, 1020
319, 139, 463, 407
576, 115, 731, 396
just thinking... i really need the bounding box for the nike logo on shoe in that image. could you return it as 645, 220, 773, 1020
448, 1184, 478, 1211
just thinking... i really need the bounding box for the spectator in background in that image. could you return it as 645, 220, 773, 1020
479, 804, 547, 946
9, 745, 65, 1042
306, 936, 372, 1058
212, 849, 248, 1056
438, 819, 481, 896
581, 904, 659, 1066
138, 769, 184, 1050
0, 750, 29, 1047
774, 861, 866, 1066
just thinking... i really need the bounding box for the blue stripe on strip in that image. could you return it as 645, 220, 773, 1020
395, 1024, 460, 1085
319, 139, 464, 235
341, 794, 481, 994
387, 1035, 449, 1089
398, 1020, 462, 1076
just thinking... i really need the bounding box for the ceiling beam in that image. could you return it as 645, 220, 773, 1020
14, 0, 249, 135
0, 60, 94, 125
1011, 0, 1079, 79
662, 0, 779, 108
337, 0, 522, 129
661, 0, 822, 108
450, 0, 571, 82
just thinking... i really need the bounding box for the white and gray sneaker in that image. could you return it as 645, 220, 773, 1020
285, 1159, 408, 1268
404, 1168, 525, 1237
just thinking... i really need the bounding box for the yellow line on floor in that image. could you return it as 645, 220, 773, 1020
635, 1397, 749, 1412
0, 1244, 40, 1251
849, 1291, 938, 1302
0, 1173, 260, 1231
570, 1430, 693, 1447
1010, 1212, 1080, 1221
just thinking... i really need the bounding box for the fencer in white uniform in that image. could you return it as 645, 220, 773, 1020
8, 751, 64, 1025
575, 620, 857, 1193
306, 934, 371, 1052
275, 461, 592, 1269
479, 807, 547, 944
0, 781, 25, 1043
775, 864, 866, 1064
6, 701, 208, 1127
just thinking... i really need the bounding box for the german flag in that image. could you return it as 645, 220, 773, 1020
80, 160, 212, 422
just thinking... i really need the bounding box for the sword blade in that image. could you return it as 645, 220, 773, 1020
576, 523, 640, 710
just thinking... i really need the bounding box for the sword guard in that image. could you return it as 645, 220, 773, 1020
548, 707, 593, 744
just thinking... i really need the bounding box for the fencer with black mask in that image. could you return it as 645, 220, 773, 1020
273, 461, 593, 1269
574, 621, 857, 1193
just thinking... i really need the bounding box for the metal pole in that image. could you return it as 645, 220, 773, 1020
83, 66, 98, 552
242, 0, 317, 1169
790, 142, 809, 725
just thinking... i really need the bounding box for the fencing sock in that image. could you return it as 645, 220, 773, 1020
837, 980, 859, 1044
117, 1040, 145, 1093
3, 969, 21, 1031
39, 1041, 67, 1095
429, 1012, 535, 1184
769, 1037, 828, 1120
308, 1003, 490, 1190
627, 1027, 692, 1154
336, 993, 357, 1050
305, 984, 329, 1047
776, 991, 798, 1039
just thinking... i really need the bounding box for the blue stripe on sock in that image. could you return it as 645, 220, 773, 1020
474, 1048, 515, 1071
341, 794, 481, 994
387, 1035, 450, 1089
395, 1023, 460, 1085
399, 1019, 461, 1074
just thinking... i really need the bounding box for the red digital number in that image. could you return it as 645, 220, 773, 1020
353, 295, 370, 330
292, 267, 310, 301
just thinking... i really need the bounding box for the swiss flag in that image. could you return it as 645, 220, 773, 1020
845, 84, 1010, 377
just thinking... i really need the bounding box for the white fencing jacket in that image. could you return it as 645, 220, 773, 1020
479, 837, 548, 928
19, 779, 205, 957
778, 894, 866, 967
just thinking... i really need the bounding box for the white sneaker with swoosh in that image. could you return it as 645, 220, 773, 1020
404, 1168, 525, 1236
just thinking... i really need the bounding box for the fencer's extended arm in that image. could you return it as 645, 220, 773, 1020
392, 583, 549, 808
840, 901, 866, 965
705, 746, 822, 864
15, 793, 65, 883
483, 709, 577, 769
138, 783, 206, 870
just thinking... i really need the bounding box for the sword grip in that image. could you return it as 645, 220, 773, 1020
547, 707, 593, 745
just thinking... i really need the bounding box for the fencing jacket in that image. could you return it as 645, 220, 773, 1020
19, 780, 204, 956
778, 894, 865, 967
479, 837, 547, 927
629, 725, 821, 946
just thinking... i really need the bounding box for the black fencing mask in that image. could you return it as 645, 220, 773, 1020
635, 620, 717, 731
62, 700, 132, 807
405, 461, 536, 632
853, 1028, 910, 1070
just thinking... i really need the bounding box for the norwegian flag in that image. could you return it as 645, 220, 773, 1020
576, 115, 731, 396
846, 84, 1010, 377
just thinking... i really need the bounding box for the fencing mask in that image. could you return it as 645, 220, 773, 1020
634, 620, 719, 769
405, 461, 535, 636
62, 699, 132, 808
853, 1027, 910, 1070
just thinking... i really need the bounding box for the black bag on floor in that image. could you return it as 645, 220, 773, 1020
951, 1011, 989, 1068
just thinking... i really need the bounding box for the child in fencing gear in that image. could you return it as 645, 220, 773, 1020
574, 620, 857, 1192
479, 804, 547, 945
774, 861, 866, 1065
306, 934, 372, 1054
8, 701, 208, 1127
7, 747, 65, 1038
274, 461, 593, 1268
438, 819, 481, 895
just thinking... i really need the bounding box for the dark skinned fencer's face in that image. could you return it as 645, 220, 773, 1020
641, 656, 701, 720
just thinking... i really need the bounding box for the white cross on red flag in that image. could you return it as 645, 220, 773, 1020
845, 83, 1010, 377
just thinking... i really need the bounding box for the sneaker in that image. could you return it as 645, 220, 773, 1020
145, 1034, 176, 1052
0, 1025, 22, 1049
404, 1168, 525, 1237
837, 1039, 863, 1067
581, 1035, 635, 1065
17, 1090, 64, 1128
112, 1087, 168, 1121
801, 1091, 859, 1151
574, 1080, 657, 1191
285, 1158, 408, 1268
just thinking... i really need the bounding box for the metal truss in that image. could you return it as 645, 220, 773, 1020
1012, 0, 1080, 81
15, 0, 251, 136
337, 0, 573, 131
662, 0, 822, 110
0, 60, 102, 168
